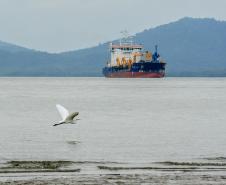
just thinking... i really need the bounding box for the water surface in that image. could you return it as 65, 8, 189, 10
0, 77, 226, 164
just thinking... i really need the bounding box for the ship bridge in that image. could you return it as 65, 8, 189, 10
111, 44, 143, 50
109, 30, 145, 66
110, 43, 144, 66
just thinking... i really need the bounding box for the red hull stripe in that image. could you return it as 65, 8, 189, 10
105, 72, 165, 78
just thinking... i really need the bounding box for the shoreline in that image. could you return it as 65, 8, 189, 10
1, 160, 226, 184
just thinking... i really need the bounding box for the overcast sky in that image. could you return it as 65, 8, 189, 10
0, 0, 226, 53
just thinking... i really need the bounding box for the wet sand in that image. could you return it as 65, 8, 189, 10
1, 160, 226, 184
1, 173, 226, 185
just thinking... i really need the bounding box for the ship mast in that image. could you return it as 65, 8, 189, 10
120, 30, 133, 46
155, 45, 158, 53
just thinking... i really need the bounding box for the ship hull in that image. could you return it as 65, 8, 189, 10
103, 71, 165, 78
103, 62, 166, 78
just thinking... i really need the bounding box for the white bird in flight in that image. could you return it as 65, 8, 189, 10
53, 104, 79, 126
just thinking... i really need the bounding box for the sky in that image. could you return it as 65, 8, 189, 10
0, 0, 226, 53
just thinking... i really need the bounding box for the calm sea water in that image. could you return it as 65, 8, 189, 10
0, 77, 226, 164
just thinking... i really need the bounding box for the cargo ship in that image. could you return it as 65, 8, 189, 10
102, 35, 166, 78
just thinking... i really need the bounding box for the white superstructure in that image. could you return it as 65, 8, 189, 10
109, 42, 144, 67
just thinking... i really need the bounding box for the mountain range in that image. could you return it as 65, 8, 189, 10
0, 17, 226, 77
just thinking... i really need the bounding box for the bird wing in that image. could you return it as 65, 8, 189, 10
56, 104, 69, 121
66, 112, 79, 121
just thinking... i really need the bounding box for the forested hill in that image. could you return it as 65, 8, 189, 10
0, 17, 226, 76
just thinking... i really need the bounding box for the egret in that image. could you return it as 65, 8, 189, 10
53, 104, 79, 126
